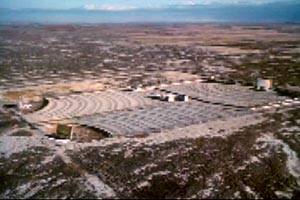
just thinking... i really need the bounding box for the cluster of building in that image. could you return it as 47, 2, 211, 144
17, 96, 32, 111
161, 94, 189, 102
148, 93, 189, 102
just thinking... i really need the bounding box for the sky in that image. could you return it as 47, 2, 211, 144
0, 0, 299, 23
0, 0, 295, 10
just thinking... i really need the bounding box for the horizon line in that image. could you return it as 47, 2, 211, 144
0, 0, 299, 11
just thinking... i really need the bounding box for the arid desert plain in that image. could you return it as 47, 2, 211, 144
0, 23, 300, 198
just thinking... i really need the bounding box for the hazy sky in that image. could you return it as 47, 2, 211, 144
0, 0, 294, 10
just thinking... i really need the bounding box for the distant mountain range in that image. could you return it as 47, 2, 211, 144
0, 1, 299, 24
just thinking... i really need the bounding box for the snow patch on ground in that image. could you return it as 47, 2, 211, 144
197, 172, 223, 198
85, 174, 116, 199
137, 181, 151, 189
0, 128, 117, 199
275, 190, 293, 198
147, 170, 171, 180
235, 155, 262, 173
233, 191, 241, 198
199, 187, 214, 198
257, 133, 300, 185
0, 130, 45, 158
16, 182, 32, 197
250, 156, 260, 163
134, 163, 158, 175
279, 126, 300, 137
244, 185, 259, 198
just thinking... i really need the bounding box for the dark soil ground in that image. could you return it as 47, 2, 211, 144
0, 23, 300, 198
69, 107, 300, 199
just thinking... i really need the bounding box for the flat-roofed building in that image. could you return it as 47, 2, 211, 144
166, 94, 176, 102
176, 94, 189, 102
256, 78, 273, 91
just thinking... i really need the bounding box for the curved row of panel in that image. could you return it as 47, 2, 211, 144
24, 91, 156, 123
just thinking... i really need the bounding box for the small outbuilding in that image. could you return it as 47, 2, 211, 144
175, 94, 189, 102
17, 96, 32, 111
255, 78, 273, 91
207, 75, 217, 83
130, 84, 144, 92
55, 124, 74, 139
165, 94, 176, 102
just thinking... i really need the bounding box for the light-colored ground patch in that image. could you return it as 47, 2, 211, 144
200, 46, 261, 55
0, 80, 108, 101
0, 129, 46, 158
244, 185, 259, 198
279, 126, 300, 136
161, 71, 201, 82
125, 24, 299, 46
256, 133, 300, 186
85, 174, 116, 198
203, 65, 237, 73
197, 172, 223, 198
0, 127, 117, 199
275, 190, 293, 199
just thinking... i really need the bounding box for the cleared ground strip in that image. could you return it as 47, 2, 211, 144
159, 82, 287, 107
75, 102, 253, 136
24, 91, 157, 123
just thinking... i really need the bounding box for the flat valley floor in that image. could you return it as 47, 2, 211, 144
0, 23, 300, 199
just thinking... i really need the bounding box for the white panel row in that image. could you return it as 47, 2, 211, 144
160, 83, 286, 107
76, 102, 252, 136
24, 91, 157, 123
